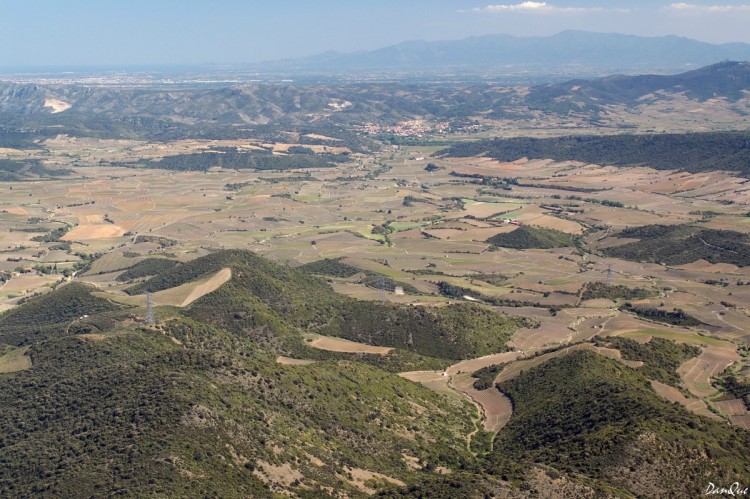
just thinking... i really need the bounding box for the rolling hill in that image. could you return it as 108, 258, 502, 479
1, 58, 749, 147
1, 250, 749, 496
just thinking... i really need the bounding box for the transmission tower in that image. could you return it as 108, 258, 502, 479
606, 265, 613, 286
380, 275, 387, 302
146, 292, 155, 325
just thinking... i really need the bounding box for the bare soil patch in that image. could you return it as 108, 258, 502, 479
676, 260, 741, 274
180, 267, 232, 307
714, 398, 748, 417
3, 207, 28, 216
253, 461, 303, 488
276, 356, 316, 366
305, 334, 393, 355
339, 467, 405, 494
63, 224, 128, 240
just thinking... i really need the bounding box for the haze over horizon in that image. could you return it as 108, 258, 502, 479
3, 0, 750, 68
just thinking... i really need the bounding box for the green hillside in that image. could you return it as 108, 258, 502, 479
486, 225, 576, 249
1, 250, 748, 497
115, 258, 180, 282
131, 250, 521, 361
0, 283, 125, 345
0, 325, 476, 497
492, 351, 750, 497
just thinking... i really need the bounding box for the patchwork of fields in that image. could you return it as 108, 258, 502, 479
2, 135, 750, 439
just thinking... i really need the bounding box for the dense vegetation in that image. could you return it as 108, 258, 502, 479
115, 258, 180, 282
472, 363, 508, 390
0, 283, 124, 345
486, 225, 576, 249
437, 281, 479, 300
580, 282, 655, 301
298, 258, 365, 278
603, 224, 750, 267
438, 132, 750, 176
592, 335, 701, 386
145, 149, 350, 172
0, 159, 73, 180
126, 250, 520, 361
714, 369, 750, 407
621, 303, 703, 327
491, 351, 750, 496
30, 225, 71, 243
0, 327, 476, 497
1, 249, 749, 496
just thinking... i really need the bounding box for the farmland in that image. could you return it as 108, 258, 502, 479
2, 132, 750, 432
2, 67, 750, 496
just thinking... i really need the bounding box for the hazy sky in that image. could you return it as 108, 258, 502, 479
2, 0, 750, 67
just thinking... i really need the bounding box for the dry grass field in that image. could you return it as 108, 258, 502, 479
97, 268, 231, 308
0, 346, 32, 374
304, 334, 393, 355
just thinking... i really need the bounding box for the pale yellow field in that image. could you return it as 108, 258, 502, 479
98, 267, 231, 308
180, 268, 232, 306
304, 334, 393, 355
0, 347, 32, 374
2, 207, 28, 216
64, 224, 128, 240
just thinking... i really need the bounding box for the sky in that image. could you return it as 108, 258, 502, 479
2, 0, 750, 67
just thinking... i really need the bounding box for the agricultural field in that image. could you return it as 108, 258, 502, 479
2, 134, 750, 431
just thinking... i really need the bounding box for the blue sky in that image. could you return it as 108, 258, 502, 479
2, 0, 750, 66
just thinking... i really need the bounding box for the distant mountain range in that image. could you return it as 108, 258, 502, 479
527, 60, 750, 110
253, 31, 750, 76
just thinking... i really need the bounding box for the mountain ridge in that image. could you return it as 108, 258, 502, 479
250, 30, 750, 75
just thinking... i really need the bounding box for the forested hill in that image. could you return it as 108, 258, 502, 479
0, 250, 749, 496
436, 132, 750, 176
527, 60, 750, 109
